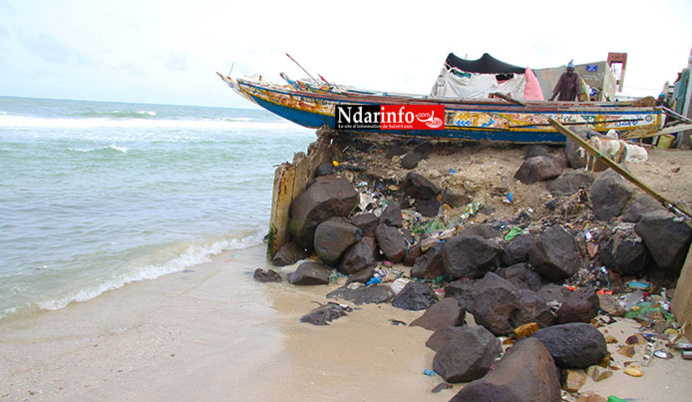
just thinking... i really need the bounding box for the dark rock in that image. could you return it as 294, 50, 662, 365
538, 284, 572, 304
271, 241, 308, 267
532, 322, 608, 369
392, 281, 438, 311
516, 290, 556, 328
313, 162, 335, 178
403, 241, 422, 267
444, 278, 478, 310
622, 194, 666, 223
379, 203, 403, 227
253, 268, 283, 283
411, 244, 445, 279
345, 267, 375, 285
426, 326, 467, 352
458, 223, 502, 240
340, 236, 377, 275
289, 175, 359, 249
514, 155, 568, 185
410, 298, 466, 332
524, 145, 554, 159
469, 272, 520, 336
501, 235, 534, 267
433, 326, 502, 383
597, 226, 647, 275
401, 152, 423, 169
636, 212, 692, 273
415, 197, 441, 217
314, 221, 362, 266
590, 170, 633, 221
287, 261, 331, 285
350, 213, 379, 237
327, 285, 394, 305
529, 225, 582, 281
442, 235, 502, 279
450, 337, 561, 402
564, 127, 597, 169
440, 189, 472, 208
496, 263, 542, 292
401, 172, 441, 200
548, 170, 594, 196
300, 302, 348, 325
375, 224, 406, 263
599, 293, 626, 316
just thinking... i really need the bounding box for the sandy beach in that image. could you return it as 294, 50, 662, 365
2, 242, 691, 401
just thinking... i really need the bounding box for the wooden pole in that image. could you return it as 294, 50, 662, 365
548, 118, 692, 222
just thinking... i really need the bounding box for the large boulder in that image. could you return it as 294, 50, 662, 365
450, 337, 561, 402
597, 225, 648, 275
496, 263, 542, 292
515, 289, 556, 329
401, 151, 424, 169
271, 241, 308, 267
557, 287, 600, 324
300, 302, 348, 325
433, 325, 502, 383
287, 261, 331, 285
401, 172, 441, 200
426, 326, 467, 352
442, 235, 502, 279
314, 220, 362, 266
529, 225, 582, 281
375, 224, 406, 263
469, 272, 520, 336
459, 224, 502, 240
350, 213, 379, 237
340, 236, 378, 275
501, 234, 534, 266
564, 127, 596, 169
548, 170, 594, 196
636, 211, 692, 273
621, 194, 666, 223
531, 322, 608, 369
392, 281, 438, 311
411, 244, 445, 279
444, 278, 479, 310
379, 203, 403, 227
289, 175, 359, 249
410, 297, 466, 332
590, 170, 633, 221
514, 155, 568, 185
326, 285, 394, 305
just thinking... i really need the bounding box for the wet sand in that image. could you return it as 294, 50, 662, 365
1, 245, 691, 401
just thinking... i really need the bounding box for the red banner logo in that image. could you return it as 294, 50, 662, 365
380, 105, 445, 130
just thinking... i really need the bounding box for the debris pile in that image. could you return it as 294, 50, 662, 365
256, 131, 692, 400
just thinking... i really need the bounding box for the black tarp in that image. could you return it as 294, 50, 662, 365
445, 53, 525, 74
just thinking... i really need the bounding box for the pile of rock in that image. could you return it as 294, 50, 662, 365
255, 133, 692, 399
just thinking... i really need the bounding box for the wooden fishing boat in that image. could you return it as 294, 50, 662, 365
217, 54, 665, 144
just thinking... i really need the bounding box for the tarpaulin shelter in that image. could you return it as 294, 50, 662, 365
430, 53, 544, 101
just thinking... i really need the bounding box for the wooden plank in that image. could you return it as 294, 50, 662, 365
548, 118, 692, 221
267, 162, 295, 258
671, 246, 692, 342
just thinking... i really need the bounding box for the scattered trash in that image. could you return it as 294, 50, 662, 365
627, 280, 652, 291
654, 349, 673, 359
503, 226, 526, 242
624, 364, 644, 377
390, 278, 410, 296
423, 368, 435, 376
389, 319, 407, 326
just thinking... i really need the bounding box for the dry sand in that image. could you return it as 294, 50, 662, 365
2, 244, 692, 401
2, 144, 691, 401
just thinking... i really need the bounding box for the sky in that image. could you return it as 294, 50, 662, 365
1, 0, 691, 109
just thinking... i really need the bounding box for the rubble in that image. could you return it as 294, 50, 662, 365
257, 133, 692, 398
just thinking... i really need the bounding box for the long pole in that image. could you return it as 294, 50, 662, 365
286, 53, 319, 84
548, 118, 691, 222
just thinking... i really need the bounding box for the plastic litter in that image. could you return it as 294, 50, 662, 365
504, 226, 526, 242
423, 368, 435, 376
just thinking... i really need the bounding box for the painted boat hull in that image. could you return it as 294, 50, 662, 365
221, 75, 664, 144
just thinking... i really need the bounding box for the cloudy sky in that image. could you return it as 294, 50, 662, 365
1, 0, 690, 109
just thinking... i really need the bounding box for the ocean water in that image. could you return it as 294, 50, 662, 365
0, 96, 314, 321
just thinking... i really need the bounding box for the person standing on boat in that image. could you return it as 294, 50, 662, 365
549, 60, 584, 101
